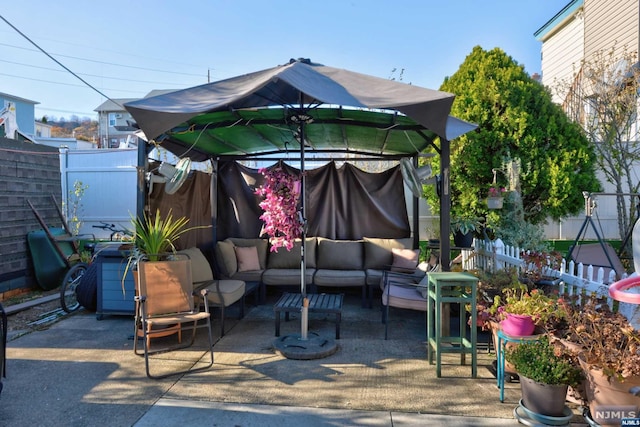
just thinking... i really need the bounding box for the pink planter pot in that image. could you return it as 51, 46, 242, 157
500, 313, 535, 337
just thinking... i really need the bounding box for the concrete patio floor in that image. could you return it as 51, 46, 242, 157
1, 291, 588, 426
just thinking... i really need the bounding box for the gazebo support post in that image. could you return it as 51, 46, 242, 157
439, 138, 451, 271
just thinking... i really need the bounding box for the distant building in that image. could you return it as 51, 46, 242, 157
94, 98, 138, 148
93, 91, 177, 149
0, 92, 37, 138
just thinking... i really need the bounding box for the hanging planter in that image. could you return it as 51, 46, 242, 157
255, 165, 303, 252
487, 197, 504, 209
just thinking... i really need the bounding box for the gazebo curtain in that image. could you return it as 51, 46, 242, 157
150, 160, 411, 252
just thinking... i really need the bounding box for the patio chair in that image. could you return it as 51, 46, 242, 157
178, 247, 246, 337
381, 270, 429, 340
133, 254, 214, 379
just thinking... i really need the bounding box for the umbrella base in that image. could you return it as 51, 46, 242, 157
273, 332, 338, 360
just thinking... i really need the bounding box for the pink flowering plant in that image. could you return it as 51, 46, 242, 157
488, 185, 506, 198
255, 166, 303, 252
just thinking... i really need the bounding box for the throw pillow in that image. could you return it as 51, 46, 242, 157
235, 246, 261, 272
391, 248, 420, 271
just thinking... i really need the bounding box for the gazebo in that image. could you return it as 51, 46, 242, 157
124, 58, 477, 270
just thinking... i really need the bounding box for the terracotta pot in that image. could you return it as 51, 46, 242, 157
520, 375, 569, 417
579, 356, 640, 425
500, 313, 535, 337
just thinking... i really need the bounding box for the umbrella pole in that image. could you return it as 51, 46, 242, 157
299, 98, 308, 340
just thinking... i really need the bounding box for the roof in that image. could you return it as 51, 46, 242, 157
0, 92, 39, 105
124, 59, 476, 161
94, 98, 138, 112
534, 0, 583, 41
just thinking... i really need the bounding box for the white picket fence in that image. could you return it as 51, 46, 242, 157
466, 238, 640, 330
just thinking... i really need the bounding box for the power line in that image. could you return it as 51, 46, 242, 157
0, 28, 208, 71
0, 58, 197, 87
0, 14, 119, 106
0, 71, 149, 95
0, 41, 207, 78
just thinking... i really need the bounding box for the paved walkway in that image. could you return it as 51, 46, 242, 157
2, 293, 586, 426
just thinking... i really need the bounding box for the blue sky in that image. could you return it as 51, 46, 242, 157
0, 0, 569, 120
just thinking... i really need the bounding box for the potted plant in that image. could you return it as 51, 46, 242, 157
451, 214, 481, 248
122, 208, 205, 293
490, 288, 565, 337
486, 185, 505, 209
506, 335, 582, 417
520, 250, 563, 286
557, 295, 640, 421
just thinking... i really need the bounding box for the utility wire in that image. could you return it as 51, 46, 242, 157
0, 14, 121, 107
0, 58, 195, 86
0, 42, 206, 77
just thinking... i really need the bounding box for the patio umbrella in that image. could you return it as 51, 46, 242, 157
125, 58, 477, 342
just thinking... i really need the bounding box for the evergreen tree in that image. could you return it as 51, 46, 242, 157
425, 46, 600, 227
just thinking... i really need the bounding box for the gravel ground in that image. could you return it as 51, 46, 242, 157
2, 289, 70, 340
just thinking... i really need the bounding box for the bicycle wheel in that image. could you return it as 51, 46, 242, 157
60, 263, 87, 313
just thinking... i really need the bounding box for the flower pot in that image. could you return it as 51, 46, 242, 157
500, 312, 536, 337
453, 231, 473, 248
579, 356, 640, 425
487, 197, 503, 209
519, 375, 569, 417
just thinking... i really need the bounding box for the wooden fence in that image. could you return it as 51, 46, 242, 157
468, 238, 640, 329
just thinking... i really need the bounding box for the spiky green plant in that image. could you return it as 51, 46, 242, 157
131, 209, 193, 261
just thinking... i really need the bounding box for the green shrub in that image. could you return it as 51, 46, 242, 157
505, 336, 582, 387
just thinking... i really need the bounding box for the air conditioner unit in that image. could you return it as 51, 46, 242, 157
115, 113, 122, 119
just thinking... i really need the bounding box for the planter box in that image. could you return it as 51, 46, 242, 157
96, 248, 135, 320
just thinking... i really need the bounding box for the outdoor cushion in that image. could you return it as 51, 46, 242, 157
382, 283, 427, 311
314, 269, 365, 286
316, 238, 363, 270
391, 248, 420, 271
262, 268, 316, 285
228, 238, 268, 269
215, 240, 237, 277
177, 247, 213, 283
267, 237, 317, 269
235, 246, 261, 272
363, 237, 413, 269
201, 279, 246, 306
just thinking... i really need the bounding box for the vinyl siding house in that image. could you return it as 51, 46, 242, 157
535, 0, 640, 241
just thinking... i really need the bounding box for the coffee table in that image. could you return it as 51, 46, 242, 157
274, 293, 344, 339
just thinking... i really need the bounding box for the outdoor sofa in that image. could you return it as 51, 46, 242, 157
214, 236, 425, 305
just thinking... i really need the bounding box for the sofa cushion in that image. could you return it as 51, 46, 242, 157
267, 237, 317, 269
391, 248, 420, 271
215, 240, 237, 278
235, 246, 261, 272
228, 238, 268, 269
363, 237, 413, 269
177, 247, 213, 283
262, 268, 316, 285
316, 238, 363, 270
314, 269, 366, 286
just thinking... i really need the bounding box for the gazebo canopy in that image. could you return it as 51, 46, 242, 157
124, 58, 477, 269
124, 58, 475, 161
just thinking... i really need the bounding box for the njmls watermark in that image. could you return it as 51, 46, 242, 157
593, 405, 639, 425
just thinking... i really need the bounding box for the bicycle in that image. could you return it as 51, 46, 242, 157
59, 223, 133, 313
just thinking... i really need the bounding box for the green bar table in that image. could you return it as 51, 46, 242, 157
426, 272, 478, 378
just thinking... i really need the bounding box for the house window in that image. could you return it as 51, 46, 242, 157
108, 113, 117, 127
